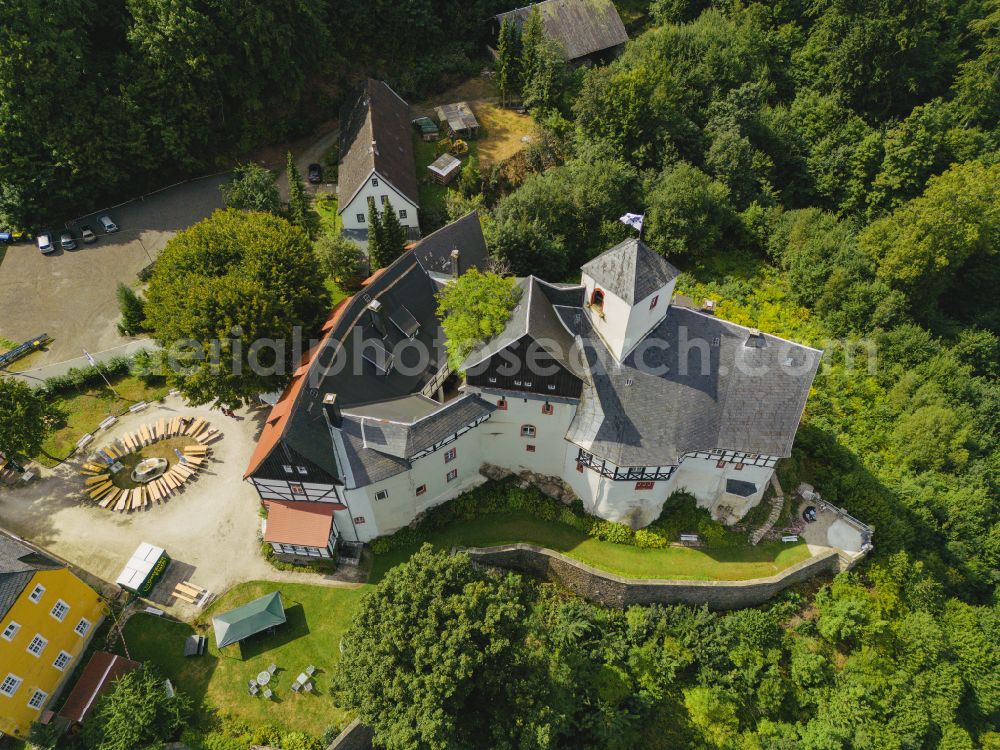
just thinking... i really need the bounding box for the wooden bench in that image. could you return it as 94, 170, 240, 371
180, 456, 203, 467
158, 418, 166, 438
88, 482, 113, 499
91, 484, 114, 501
82, 461, 106, 473
172, 587, 198, 604
115, 492, 129, 512
85, 474, 110, 486
679, 534, 700, 543
99, 489, 119, 509
781, 534, 799, 543
173, 464, 195, 479
140, 424, 152, 445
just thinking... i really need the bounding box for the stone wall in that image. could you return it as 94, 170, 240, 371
326, 720, 374, 750
464, 544, 842, 610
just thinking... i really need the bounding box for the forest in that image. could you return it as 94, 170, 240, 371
3, 0, 998, 747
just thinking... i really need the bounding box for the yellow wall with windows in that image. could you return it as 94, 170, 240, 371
0, 568, 105, 738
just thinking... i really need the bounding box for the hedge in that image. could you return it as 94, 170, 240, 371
41, 356, 134, 395
368, 479, 745, 555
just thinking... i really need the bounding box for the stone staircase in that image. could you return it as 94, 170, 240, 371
750, 475, 786, 546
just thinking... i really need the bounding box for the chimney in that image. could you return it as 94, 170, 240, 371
744, 328, 765, 348
370, 140, 379, 155
322, 392, 341, 427
449, 247, 460, 278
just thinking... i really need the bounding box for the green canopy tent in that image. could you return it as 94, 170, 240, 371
212, 591, 286, 649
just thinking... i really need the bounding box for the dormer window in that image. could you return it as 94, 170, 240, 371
590, 289, 605, 311
649, 295, 658, 310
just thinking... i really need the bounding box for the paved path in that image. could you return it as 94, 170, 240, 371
8, 339, 160, 386
0, 395, 361, 620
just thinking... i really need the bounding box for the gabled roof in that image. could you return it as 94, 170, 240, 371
566, 306, 822, 466
497, 0, 629, 61
59, 652, 139, 724
212, 591, 286, 649
412, 211, 489, 277
263, 501, 335, 548
0, 533, 59, 619
462, 276, 587, 380
338, 79, 418, 211
580, 238, 680, 305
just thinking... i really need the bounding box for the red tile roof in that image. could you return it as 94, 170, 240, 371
243, 300, 351, 479
59, 652, 140, 723
263, 501, 335, 548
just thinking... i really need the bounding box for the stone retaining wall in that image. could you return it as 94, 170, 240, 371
464, 544, 841, 610
326, 720, 374, 750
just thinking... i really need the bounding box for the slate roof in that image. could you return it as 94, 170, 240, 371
580, 238, 681, 305
462, 276, 588, 379
338, 79, 418, 212
246, 214, 492, 484
0, 533, 59, 619
566, 306, 822, 467
497, 0, 628, 61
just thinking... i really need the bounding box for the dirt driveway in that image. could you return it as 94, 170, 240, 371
0, 395, 357, 618
0, 175, 228, 367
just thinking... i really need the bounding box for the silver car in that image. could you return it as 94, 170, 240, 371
99, 215, 119, 233
60, 231, 76, 250
36, 231, 55, 254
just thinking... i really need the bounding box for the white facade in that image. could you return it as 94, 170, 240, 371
340, 171, 420, 233
581, 272, 678, 361
475, 392, 577, 477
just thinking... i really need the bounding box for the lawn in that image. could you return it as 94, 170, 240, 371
118, 581, 368, 737
372, 513, 812, 583
314, 194, 341, 237
38, 375, 171, 465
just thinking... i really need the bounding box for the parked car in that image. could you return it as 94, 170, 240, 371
36, 231, 55, 254
60, 231, 77, 250
80, 225, 97, 243
307, 163, 323, 184
99, 215, 119, 233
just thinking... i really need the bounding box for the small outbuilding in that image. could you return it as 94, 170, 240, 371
495, 0, 629, 65
212, 591, 286, 649
427, 153, 463, 185
59, 652, 140, 724
412, 116, 440, 141
115, 542, 170, 596
434, 102, 479, 138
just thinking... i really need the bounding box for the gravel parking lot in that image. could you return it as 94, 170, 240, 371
0, 174, 228, 367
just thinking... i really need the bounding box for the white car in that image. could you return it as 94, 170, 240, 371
99, 215, 119, 233
36, 231, 55, 254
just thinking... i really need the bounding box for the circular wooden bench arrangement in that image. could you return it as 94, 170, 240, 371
80, 416, 221, 512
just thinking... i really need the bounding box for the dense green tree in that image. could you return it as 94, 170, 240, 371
116, 283, 148, 335
486, 217, 569, 281
378, 198, 407, 267
82, 664, 191, 750
0, 378, 59, 461
496, 17, 521, 106
144, 209, 330, 408
437, 268, 521, 370
285, 152, 316, 236
315, 233, 367, 291
333, 545, 553, 749
644, 162, 736, 258
366, 199, 385, 269
220, 163, 280, 214
952, 0, 1000, 126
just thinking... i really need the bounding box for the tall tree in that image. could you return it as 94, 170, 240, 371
496, 17, 521, 106
315, 233, 367, 291
366, 199, 386, 269
644, 162, 736, 258
221, 162, 280, 214
0, 378, 60, 461
144, 209, 330, 408
378, 197, 407, 267
285, 151, 315, 235
437, 268, 521, 370
116, 283, 148, 335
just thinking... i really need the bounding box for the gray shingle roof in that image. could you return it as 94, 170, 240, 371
497, 0, 629, 61
0, 534, 60, 619
580, 238, 681, 305
341, 395, 495, 484
566, 306, 822, 466
338, 79, 418, 212
412, 211, 489, 276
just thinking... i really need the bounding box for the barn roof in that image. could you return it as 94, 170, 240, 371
338, 79, 418, 211
497, 0, 629, 61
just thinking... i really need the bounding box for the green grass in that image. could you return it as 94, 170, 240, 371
371, 513, 812, 583
314, 194, 342, 237
38, 375, 170, 465
118, 581, 368, 737
414, 136, 457, 222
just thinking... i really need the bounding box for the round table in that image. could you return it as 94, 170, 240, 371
256, 671, 271, 686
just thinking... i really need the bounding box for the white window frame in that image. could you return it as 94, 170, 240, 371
74, 618, 92, 637
1, 621, 19, 641
0, 674, 22, 697
27, 688, 47, 710
371, 177, 379, 187
282, 464, 293, 474
53, 651, 72, 671
444, 447, 457, 463
374, 489, 389, 501
26, 634, 47, 657
50, 599, 69, 622
28, 584, 45, 603
446, 469, 458, 482
399, 209, 407, 219
356, 213, 365, 223
520, 424, 536, 438
296, 465, 308, 475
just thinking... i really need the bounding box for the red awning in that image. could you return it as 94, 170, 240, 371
264, 501, 335, 548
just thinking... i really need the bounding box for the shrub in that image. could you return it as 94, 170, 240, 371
588, 519, 635, 545
634, 528, 669, 549
41, 356, 132, 395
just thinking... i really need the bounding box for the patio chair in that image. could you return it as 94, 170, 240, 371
290, 682, 301, 693
248, 685, 259, 696
303, 681, 313, 693
263, 688, 273, 700
267, 664, 277, 675
305, 665, 315, 676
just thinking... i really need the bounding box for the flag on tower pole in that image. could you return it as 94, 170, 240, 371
619, 212, 644, 238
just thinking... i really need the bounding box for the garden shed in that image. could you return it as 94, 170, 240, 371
427, 153, 462, 185
435, 102, 479, 138
412, 116, 439, 141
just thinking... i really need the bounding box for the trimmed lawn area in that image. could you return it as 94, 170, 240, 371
315, 194, 341, 237
38, 375, 170, 465
118, 581, 367, 737
371, 513, 813, 583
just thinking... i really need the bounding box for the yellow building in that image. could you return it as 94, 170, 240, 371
0, 534, 105, 739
